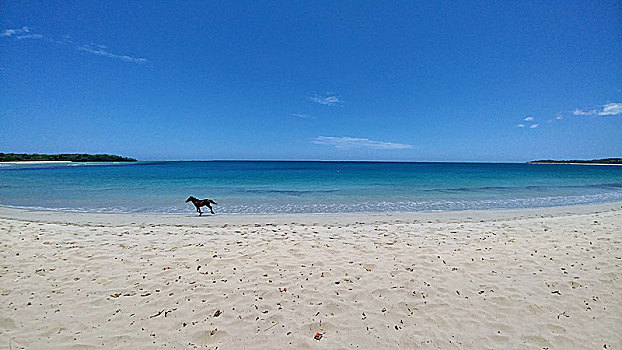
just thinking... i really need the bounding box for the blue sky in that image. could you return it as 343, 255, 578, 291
1, 1, 620, 161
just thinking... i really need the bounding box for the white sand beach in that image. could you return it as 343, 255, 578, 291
1, 203, 621, 349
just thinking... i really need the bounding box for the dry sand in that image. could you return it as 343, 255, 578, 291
1, 203, 621, 349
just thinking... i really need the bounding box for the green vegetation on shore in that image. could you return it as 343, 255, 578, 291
0, 153, 137, 162
528, 158, 622, 164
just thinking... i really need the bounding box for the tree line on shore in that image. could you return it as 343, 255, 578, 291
528, 158, 621, 164
0, 153, 137, 162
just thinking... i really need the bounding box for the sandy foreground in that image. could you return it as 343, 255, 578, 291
0, 203, 621, 349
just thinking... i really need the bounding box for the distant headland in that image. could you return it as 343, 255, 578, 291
528, 158, 622, 165
0, 153, 137, 162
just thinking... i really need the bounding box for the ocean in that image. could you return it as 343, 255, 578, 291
1, 161, 621, 214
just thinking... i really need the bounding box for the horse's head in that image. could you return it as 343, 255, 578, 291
185, 196, 195, 203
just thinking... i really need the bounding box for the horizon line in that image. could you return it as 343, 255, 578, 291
135, 159, 545, 164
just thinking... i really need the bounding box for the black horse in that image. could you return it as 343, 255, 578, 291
186, 196, 217, 216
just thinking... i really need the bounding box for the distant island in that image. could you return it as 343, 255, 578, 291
0, 153, 137, 162
528, 158, 622, 165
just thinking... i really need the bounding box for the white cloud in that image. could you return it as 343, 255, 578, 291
2, 27, 42, 40
2, 29, 17, 37
599, 102, 622, 116
310, 95, 341, 106
572, 102, 622, 116
78, 44, 148, 63
313, 136, 413, 150
573, 109, 595, 116
16, 34, 43, 40
2, 26, 148, 64
524, 116, 534, 121
292, 113, 311, 119
517, 124, 525, 128
530, 124, 539, 128
556, 112, 563, 120
1, 26, 29, 37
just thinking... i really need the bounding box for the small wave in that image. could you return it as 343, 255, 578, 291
420, 182, 622, 193
214, 192, 622, 214
4, 191, 620, 215
0, 161, 143, 172
239, 189, 338, 195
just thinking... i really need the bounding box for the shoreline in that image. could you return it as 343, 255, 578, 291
528, 162, 622, 166
0, 161, 72, 165
1, 201, 621, 226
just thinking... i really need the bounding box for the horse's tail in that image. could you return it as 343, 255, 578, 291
210, 199, 218, 205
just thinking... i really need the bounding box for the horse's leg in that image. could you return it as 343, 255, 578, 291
207, 203, 215, 214
195, 204, 202, 216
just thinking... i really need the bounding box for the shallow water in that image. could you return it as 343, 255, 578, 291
1, 161, 621, 214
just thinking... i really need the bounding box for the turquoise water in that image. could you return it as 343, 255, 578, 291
0, 161, 621, 214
